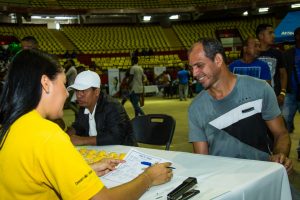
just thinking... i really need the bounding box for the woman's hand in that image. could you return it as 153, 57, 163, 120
90, 158, 125, 176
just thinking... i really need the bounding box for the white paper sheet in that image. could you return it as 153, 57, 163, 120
100, 148, 172, 188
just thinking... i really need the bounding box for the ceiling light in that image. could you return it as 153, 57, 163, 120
54, 16, 76, 20
143, 16, 151, 21
31, 16, 42, 19
243, 11, 248, 16
55, 22, 60, 30
291, 3, 300, 8
169, 15, 179, 20
258, 7, 269, 13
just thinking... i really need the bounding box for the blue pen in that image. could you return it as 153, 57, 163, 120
141, 161, 152, 167
141, 161, 175, 169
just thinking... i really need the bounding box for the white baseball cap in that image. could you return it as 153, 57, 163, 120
67, 70, 101, 91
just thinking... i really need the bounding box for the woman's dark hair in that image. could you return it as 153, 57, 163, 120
0, 49, 63, 148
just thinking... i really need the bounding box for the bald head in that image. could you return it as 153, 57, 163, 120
242, 36, 260, 58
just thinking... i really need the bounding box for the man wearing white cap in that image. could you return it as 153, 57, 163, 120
67, 70, 137, 146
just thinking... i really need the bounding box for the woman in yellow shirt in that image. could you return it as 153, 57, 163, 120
0, 49, 172, 200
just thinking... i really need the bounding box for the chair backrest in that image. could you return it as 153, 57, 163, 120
131, 114, 176, 150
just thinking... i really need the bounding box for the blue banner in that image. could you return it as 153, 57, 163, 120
275, 11, 300, 43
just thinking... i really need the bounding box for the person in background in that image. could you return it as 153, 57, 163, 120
128, 56, 145, 117
120, 70, 131, 105
162, 71, 171, 87
282, 27, 300, 135
148, 48, 154, 56
256, 23, 287, 106
64, 59, 78, 113
188, 38, 292, 174
131, 49, 139, 58
64, 59, 77, 87
229, 36, 271, 84
177, 64, 190, 101
0, 49, 172, 199
156, 71, 171, 97
67, 70, 137, 146
71, 50, 77, 59
21, 36, 39, 50
76, 65, 85, 74
63, 50, 70, 59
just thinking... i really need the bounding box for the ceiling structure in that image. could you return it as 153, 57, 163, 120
0, 0, 299, 24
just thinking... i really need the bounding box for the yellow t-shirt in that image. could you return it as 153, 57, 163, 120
0, 110, 104, 199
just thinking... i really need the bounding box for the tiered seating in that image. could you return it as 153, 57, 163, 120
62, 25, 170, 54
170, 0, 195, 7
58, 0, 162, 9
227, 50, 241, 60
139, 54, 182, 68
0, 0, 290, 15
91, 54, 182, 70
59, 58, 89, 69
0, 0, 28, 6
173, 16, 277, 48
57, 0, 251, 9
173, 23, 217, 48
0, 25, 66, 54
238, 17, 276, 40
0, 15, 278, 65
192, 0, 244, 6
29, 0, 48, 7
283, 44, 294, 51
91, 57, 131, 70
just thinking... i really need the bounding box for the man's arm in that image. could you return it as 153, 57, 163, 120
192, 141, 209, 154
128, 66, 134, 87
266, 116, 290, 156
66, 127, 97, 145
277, 68, 287, 106
66, 126, 76, 135
69, 135, 97, 145
127, 74, 134, 91
265, 116, 293, 174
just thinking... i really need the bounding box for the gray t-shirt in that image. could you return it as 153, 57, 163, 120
130, 64, 144, 94
188, 75, 280, 161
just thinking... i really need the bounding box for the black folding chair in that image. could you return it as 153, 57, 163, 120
131, 114, 176, 150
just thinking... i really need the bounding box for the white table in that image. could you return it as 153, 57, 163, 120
86, 145, 292, 200
144, 85, 159, 94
